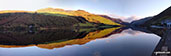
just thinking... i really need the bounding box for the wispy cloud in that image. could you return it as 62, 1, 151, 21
107, 14, 142, 22
123, 16, 142, 22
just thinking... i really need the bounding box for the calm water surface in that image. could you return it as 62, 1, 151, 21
0, 28, 161, 56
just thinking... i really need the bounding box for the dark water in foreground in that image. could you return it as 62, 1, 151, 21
0, 27, 166, 56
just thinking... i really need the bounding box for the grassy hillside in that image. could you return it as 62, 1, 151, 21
37, 8, 120, 25
0, 13, 89, 29
0, 8, 121, 26
144, 6, 171, 26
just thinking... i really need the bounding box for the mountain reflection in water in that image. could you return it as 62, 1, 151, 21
0, 27, 121, 49
0, 27, 169, 56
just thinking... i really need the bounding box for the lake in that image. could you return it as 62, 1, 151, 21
0, 27, 167, 56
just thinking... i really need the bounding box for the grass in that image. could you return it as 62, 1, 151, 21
38, 12, 69, 17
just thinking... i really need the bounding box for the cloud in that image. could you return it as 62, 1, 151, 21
122, 29, 141, 35
107, 14, 142, 22
123, 16, 142, 22
107, 14, 126, 19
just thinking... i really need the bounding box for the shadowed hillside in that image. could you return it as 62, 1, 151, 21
134, 6, 171, 27
0, 13, 99, 30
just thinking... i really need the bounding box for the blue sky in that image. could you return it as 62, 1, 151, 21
0, 0, 170, 20
120, 0, 171, 17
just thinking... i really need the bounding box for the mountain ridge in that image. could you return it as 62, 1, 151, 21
0, 8, 121, 26
131, 6, 171, 27
36, 8, 120, 25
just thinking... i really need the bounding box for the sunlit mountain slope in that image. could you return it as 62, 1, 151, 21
37, 8, 120, 25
